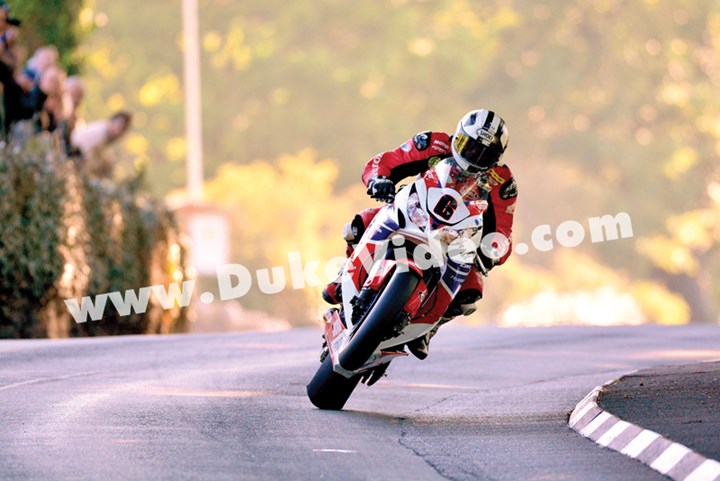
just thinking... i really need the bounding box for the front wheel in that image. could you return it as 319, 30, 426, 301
306, 269, 420, 410
306, 355, 362, 410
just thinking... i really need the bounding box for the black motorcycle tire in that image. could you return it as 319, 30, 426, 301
306, 269, 420, 410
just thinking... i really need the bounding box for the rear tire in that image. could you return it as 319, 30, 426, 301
306, 269, 420, 410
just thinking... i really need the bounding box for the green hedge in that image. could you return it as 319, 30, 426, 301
0, 141, 191, 338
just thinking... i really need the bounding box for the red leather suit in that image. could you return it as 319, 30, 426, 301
354, 131, 518, 302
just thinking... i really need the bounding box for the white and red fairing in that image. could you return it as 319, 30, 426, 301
325, 158, 489, 375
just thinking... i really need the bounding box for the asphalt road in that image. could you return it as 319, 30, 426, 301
1, 324, 719, 481
600, 361, 720, 462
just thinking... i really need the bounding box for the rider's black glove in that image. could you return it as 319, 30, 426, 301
366, 176, 395, 202
475, 249, 499, 276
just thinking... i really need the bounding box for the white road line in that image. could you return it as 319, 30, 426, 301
683, 459, 720, 481
569, 400, 597, 428
312, 449, 358, 454
650, 443, 691, 475
620, 429, 660, 458
571, 373, 720, 481
577, 386, 602, 407
0, 370, 108, 391
596, 420, 630, 447
579, 411, 613, 437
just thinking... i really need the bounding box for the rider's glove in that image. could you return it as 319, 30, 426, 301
475, 251, 498, 276
366, 176, 395, 202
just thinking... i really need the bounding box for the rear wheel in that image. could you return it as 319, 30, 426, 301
306, 269, 420, 410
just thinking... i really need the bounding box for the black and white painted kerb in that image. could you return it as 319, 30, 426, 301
569, 375, 720, 481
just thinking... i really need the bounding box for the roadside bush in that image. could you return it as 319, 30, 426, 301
0, 141, 191, 338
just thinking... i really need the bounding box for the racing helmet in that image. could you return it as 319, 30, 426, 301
451, 109, 509, 172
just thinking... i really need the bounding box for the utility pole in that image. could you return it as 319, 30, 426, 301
182, 0, 204, 202
178, 0, 229, 281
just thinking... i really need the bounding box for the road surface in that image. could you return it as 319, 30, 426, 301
1, 324, 719, 481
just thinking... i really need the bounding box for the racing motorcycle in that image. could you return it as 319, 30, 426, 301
307, 157, 499, 410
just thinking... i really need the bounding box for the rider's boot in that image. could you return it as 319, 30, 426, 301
322, 278, 342, 305
322, 223, 357, 305
407, 321, 447, 360
361, 361, 391, 386
406, 299, 479, 359
406, 332, 431, 360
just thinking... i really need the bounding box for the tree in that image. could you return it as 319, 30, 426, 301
81, 0, 720, 324
9, 0, 88, 73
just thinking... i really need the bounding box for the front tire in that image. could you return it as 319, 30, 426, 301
306, 269, 420, 410
306, 355, 362, 410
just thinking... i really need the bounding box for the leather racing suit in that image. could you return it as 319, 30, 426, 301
351, 130, 518, 307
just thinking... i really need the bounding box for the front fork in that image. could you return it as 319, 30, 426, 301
336, 202, 476, 349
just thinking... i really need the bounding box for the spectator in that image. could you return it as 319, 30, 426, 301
0, 4, 66, 141
0, 52, 64, 139
17, 45, 59, 92
60, 75, 85, 156
65, 75, 85, 115
34, 65, 67, 133
0, 1, 20, 70
71, 111, 133, 177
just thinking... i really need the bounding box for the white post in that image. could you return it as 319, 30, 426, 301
182, 0, 204, 202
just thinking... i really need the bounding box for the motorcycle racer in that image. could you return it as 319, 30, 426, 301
324, 109, 518, 359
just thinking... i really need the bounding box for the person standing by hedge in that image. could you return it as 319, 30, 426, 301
0, 4, 64, 141
70, 111, 133, 177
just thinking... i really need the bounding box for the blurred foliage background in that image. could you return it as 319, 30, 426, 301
8, 0, 720, 328
11, 0, 87, 73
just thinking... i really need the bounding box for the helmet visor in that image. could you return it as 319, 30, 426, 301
453, 132, 501, 171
